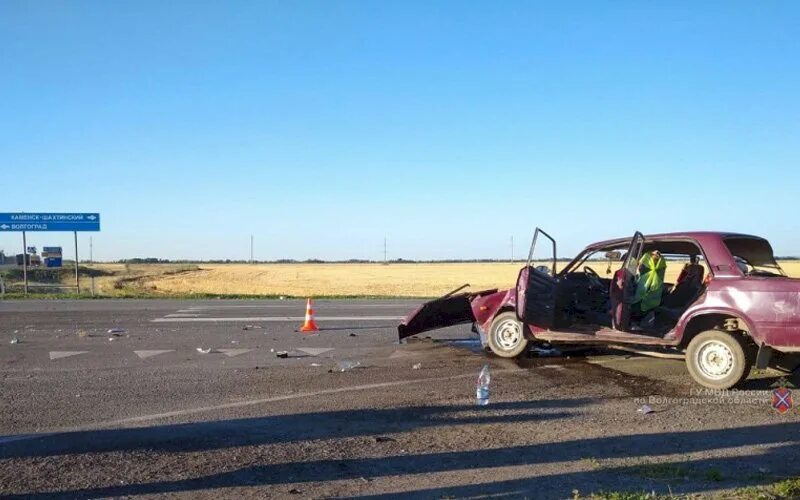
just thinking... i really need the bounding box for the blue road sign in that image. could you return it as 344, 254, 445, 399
0, 213, 100, 232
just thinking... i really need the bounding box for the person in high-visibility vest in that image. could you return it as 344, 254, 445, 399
634, 249, 667, 315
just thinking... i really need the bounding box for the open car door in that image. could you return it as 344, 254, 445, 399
611, 231, 645, 331
398, 285, 477, 340
515, 228, 558, 329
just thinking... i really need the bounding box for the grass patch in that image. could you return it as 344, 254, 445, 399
731, 477, 800, 499
575, 476, 800, 500
633, 463, 688, 481
574, 491, 670, 500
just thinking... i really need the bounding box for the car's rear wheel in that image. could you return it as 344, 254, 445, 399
685, 330, 753, 390
487, 311, 528, 358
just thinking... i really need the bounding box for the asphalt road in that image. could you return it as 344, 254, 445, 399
2, 299, 800, 499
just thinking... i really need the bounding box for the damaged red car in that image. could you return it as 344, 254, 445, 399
399, 229, 800, 389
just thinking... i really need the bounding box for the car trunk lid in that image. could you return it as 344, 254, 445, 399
398, 285, 477, 340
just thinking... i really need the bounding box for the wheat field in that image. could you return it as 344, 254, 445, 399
84, 260, 800, 298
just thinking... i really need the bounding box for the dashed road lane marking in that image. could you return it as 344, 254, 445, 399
296, 347, 335, 356
134, 350, 175, 359
49, 351, 88, 361
151, 316, 404, 323
217, 349, 253, 357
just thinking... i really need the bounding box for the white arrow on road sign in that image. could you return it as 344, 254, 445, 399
87, 215, 97, 220
0, 224, 9, 230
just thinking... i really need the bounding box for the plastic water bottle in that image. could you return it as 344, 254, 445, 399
476, 364, 491, 406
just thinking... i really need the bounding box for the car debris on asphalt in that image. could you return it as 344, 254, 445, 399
196, 347, 213, 354
107, 328, 126, 334
336, 360, 361, 372
412, 362, 422, 370
638, 404, 654, 414
276, 351, 289, 358
10, 337, 20, 345
531, 346, 562, 357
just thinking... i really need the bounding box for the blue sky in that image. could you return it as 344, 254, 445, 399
1, 1, 798, 261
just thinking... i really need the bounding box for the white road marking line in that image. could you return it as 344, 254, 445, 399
134, 350, 175, 359
101, 369, 522, 427
0, 369, 522, 443
164, 313, 203, 318
187, 304, 410, 309
217, 349, 253, 357
151, 316, 404, 323
49, 351, 88, 360
296, 347, 335, 356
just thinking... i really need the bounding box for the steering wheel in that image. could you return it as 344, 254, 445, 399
584, 266, 603, 289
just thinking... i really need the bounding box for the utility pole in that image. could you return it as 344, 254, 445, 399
250, 234, 254, 264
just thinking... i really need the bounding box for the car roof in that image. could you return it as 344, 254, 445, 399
585, 231, 766, 251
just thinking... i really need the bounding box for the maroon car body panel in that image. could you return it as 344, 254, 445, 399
677, 277, 800, 349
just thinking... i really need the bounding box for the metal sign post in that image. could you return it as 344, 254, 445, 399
0, 213, 100, 295
22, 231, 28, 295
74, 231, 80, 294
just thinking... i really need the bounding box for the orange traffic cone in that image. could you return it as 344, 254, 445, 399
299, 298, 319, 333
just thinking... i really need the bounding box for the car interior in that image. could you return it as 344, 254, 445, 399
550, 240, 710, 337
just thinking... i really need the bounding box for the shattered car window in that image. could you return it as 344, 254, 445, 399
724, 237, 786, 277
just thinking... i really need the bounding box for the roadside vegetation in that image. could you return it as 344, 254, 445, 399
1, 261, 799, 299
575, 475, 800, 499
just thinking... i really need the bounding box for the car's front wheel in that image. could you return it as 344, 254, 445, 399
685, 330, 753, 390
487, 311, 529, 358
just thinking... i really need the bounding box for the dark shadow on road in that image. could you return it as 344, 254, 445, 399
7, 422, 800, 499
317, 325, 398, 331
0, 399, 588, 459
352, 445, 800, 499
